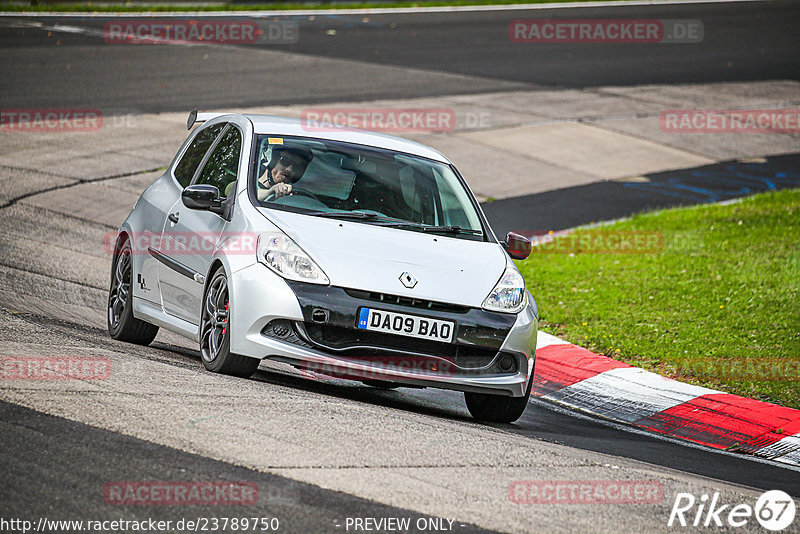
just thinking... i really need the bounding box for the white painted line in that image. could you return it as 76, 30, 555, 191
544, 366, 720, 424
0, 19, 240, 48
535, 331, 570, 349
0, 0, 766, 18
754, 435, 800, 466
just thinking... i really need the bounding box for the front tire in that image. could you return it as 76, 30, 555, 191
200, 268, 259, 378
108, 238, 159, 345
464, 371, 533, 423
362, 380, 400, 390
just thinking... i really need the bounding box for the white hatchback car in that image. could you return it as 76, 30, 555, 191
108, 112, 538, 422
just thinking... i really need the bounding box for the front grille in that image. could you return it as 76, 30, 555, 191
261, 319, 519, 375
303, 323, 502, 370
343, 288, 470, 314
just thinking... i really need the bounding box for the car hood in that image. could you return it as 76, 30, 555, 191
257, 208, 508, 308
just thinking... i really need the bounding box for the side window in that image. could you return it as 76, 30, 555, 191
195, 126, 242, 198
173, 123, 225, 187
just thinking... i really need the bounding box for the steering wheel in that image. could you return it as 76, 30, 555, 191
265, 186, 320, 203
287, 187, 319, 201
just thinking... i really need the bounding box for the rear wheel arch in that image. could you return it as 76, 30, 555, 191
108, 234, 158, 345
109, 231, 130, 276
114, 230, 130, 252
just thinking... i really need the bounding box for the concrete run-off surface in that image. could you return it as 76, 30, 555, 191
2, 80, 799, 205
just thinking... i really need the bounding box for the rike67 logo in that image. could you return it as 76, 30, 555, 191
668, 490, 796, 531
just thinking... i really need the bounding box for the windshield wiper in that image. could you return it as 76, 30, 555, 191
305, 211, 382, 220
421, 225, 483, 236
305, 211, 419, 226
303, 212, 482, 236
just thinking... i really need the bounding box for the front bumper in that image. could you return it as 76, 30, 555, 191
229, 263, 538, 397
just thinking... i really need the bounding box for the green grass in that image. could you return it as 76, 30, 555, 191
518, 189, 800, 409
2, 0, 633, 13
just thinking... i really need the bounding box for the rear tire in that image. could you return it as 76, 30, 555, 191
200, 268, 259, 378
464, 370, 533, 423
108, 238, 159, 345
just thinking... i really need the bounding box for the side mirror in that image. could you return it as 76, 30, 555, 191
503, 232, 532, 260
182, 184, 221, 211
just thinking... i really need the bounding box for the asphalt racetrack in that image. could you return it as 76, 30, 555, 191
1, 1, 799, 110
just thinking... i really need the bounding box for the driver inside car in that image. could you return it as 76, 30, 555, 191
256, 146, 314, 201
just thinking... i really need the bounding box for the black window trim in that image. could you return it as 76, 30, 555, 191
170, 121, 227, 189
188, 122, 244, 223
190, 122, 245, 199
189, 123, 230, 186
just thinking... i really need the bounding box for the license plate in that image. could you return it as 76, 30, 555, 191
357, 308, 455, 343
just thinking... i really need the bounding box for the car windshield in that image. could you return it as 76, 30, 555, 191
251, 135, 485, 240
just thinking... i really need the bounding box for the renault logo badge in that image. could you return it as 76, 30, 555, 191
400, 272, 418, 289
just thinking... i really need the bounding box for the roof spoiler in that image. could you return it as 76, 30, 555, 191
187, 109, 226, 130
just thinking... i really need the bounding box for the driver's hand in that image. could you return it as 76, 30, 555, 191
269, 183, 292, 199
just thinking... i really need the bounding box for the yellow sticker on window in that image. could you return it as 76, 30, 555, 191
268, 137, 284, 145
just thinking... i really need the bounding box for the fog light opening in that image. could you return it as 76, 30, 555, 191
498, 354, 515, 372
271, 320, 292, 339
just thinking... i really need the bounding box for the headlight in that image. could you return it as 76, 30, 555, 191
257, 233, 329, 285
482, 268, 527, 313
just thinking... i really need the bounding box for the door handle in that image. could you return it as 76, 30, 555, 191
168, 212, 179, 224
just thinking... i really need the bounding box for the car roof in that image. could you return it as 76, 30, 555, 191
227, 113, 451, 164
